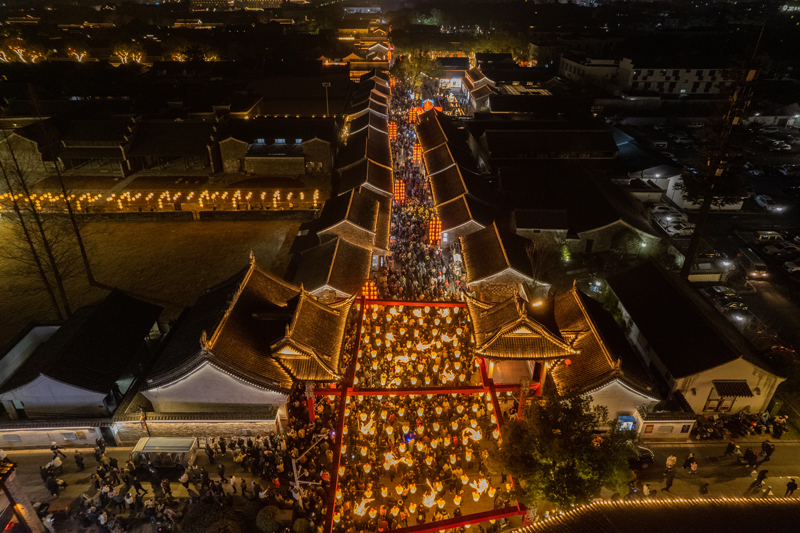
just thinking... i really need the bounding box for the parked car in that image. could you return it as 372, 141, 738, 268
747, 167, 765, 177
673, 136, 693, 145
764, 242, 800, 255
783, 261, 800, 274
708, 286, 739, 298
755, 195, 784, 212
649, 204, 681, 216
763, 126, 780, 134
774, 250, 800, 263
665, 222, 695, 236
660, 151, 677, 160
655, 213, 688, 227
627, 444, 655, 470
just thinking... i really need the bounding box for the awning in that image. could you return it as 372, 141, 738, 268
713, 380, 754, 398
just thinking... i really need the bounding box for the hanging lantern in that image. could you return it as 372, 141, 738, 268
493, 429, 501, 439
461, 474, 469, 484
487, 402, 494, 412
433, 422, 440, 432
437, 498, 446, 508
450, 454, 457, 464
417, 426, 424, 435
399, 443, 407, 453
381, 486, 388, 497
412, 143, 422, 163
365, 489, 373, 498
466, 450, 473, 462
506, 482, 513, 491
391, 505, 400, 516
395, 485, 403, 495
361, 446, 368, 456
425, 375, 431, 384
410, 483, 417, 494
381, 410, 388, 420
428, 216, 442, 244
388, 121, 398, 140
431, 438, 439, 449
390, 75, 396, 87
343, 426, 348, 435
418, 407, 424, 417
470, 419, 478, 428
386, 425, 394, 435
362, 279, 378, 299
472, 491, 481, 502
454, 494, 462, 505
451, 421, 459, 431
363, 463, 371, 473
459, 373, 466, 382
402, 424, 410, 434
488, 486, 497, 498
336, 489, 342, 499
491, 414, 497, 424
398, 407, 405, 417
409, 502, 417, 513
393, 179, 405, 205
360, 412, 368, 422
338, 466, 345, 476
436, 405, 443, 415
369, 508, 378, 519
457, 405, 464, 414
425, 456, 433, 466
435, 481, 443, 492
411, 377, 418, 385
409, 107, 417, 124
416, 442, 424, 452
333, 512, 341, 523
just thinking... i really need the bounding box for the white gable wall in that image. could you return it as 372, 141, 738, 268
142, 363, 287, 414
676, 358, 784, 415
0, 375, 108, 418
586, 380, 658, 428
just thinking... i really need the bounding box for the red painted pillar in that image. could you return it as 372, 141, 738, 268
307, 396, 315, 423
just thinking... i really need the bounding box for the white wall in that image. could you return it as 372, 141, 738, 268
676, 358, 784, 414
589, 380, 657, 422
0, 326, 59, 388
0, 426, 102, 449
0, 375, 108, 418
143, 363, 287, 413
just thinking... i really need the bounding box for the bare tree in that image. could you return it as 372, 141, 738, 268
0, 128, 75, 316
525, 233, 560, 295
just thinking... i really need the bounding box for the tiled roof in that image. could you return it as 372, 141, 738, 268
127, 121, 215, 157
359, 187, 392, 250
467, 295, 573, 361
336, 126, 392, 170
470, 84, 494, 100
219, 118, 338, 146
460, 222, 534, 284
292, 237, 372, 296
145, 263, 300, 392
348, 112, 388, 135
0, 290, 162, 395
437, 193, 496, 232
345, 98, 389, 119
517, 499, 800, 533
551, 287, 656, 398
416, 110, 449, 150
607, 262, 769, 379
713, 380, 753, 398
466, 68, 486, 83
271, 294, 354, 382
315, 188, 380, 235
338, 159, 393, 197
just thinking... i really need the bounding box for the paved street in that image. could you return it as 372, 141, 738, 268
632, 441, 800, 500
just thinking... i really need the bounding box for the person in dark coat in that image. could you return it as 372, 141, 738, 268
131, 475, 147, 496
664, 471, 675, 491
761, 440, 776, 462
40, 466, 50, 483
785, 479, 797, 497
74, 451, 85, 471
217, 462, 227, 482
45, 476, 59, 497
756, 469, 769, 487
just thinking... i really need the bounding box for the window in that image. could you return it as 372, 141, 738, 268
2, 434, 21, 442
672, 70, 679, 77
61, 432, 78, 440
275, 138, 285, 144
295, 138, 303, 144
708, 69, 717, 76
255, 138, 265, 144
647, 69, 654, 76
657, 82, 665, 90
442, 232, 449, 243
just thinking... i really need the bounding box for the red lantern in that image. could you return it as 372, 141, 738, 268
412, 143, 422, 163
388, 121, 397, 140
428, 217, 442, 244
393, 180, 405, 205
362, 280, 378, 299
390, 75, 396, 88
409, 108, 417, 124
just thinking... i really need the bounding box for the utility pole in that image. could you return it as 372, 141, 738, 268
322, 82, 331, 117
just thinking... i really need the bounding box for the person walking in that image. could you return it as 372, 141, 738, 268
664, 454, 677, 475
682, 452, 696, 469
761, 440, 776, 462
700, 483, 709, 497
50, 442, 67, 459
785, 479, 797, 497
230, 475, 237, 494
161, 478, 172, 498
131, 475, 147, 496
217, 462, 228, 482
205, 443, 215, 464
744, 448, 758, 468
179, 471, 189, 489
722, 441, 737, 457
74, 450, 85, 471
756, 469, 769, 488
664, 470, 675, 491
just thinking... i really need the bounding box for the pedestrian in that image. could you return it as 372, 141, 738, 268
785, 478, 797, 497
723, 440, 737, 457
50, 442, 67, 459
664, 471, 675, 491
700, 483, 709, 497
93, 446, 103, 464
240, 477, 248, 496
179, 471, 189, 489
131, 475, 147, 496
761, 440, 776, 462
744, 448, 758, 468
664, 454, 677, 475
642, 484, 650, 498
161, 477, 172, 497
690, 461, 698, 474
756, 469, 769, 487
205, 443, 215, 464
74, 450, 84, 471
45, 476, 59, 498
230, 475, 237, 493
683, 452, 695, 469
125, 492, 135, 511
217, 462, 227, 482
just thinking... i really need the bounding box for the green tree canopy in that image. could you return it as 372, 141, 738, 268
487, 390, 636, 509
256, 505, 281, 533
390, 52, 444, 88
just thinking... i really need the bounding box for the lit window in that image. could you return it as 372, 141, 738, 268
275, 138, 285, 144
296, 138, 303, 144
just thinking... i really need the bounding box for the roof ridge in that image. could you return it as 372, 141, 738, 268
493, 222, 512, 271
208, 262, 255, 349
571, 287, 615, 370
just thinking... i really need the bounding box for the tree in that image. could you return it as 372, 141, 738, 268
525, 234, 560, 295
488, 389, 637, 509
181, 502, 242, 533
391, 52, 443, 89
292, 518, 311, 533
113, 41, 144, 64
256, 506, 280, 533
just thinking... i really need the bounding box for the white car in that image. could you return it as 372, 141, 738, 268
665, 222, 695, 237
783, 261, 800, 274
764, 242, 800, 255
649, 204, 680, 215
673, 137, 693, 145
748, 168, 764, 177
755, 195, 784, 212
655, 213, 688, 228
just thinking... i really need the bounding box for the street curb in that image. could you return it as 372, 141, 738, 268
644, 440, 800, 447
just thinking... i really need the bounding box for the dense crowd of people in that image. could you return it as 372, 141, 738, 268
378, 79, 468, 302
